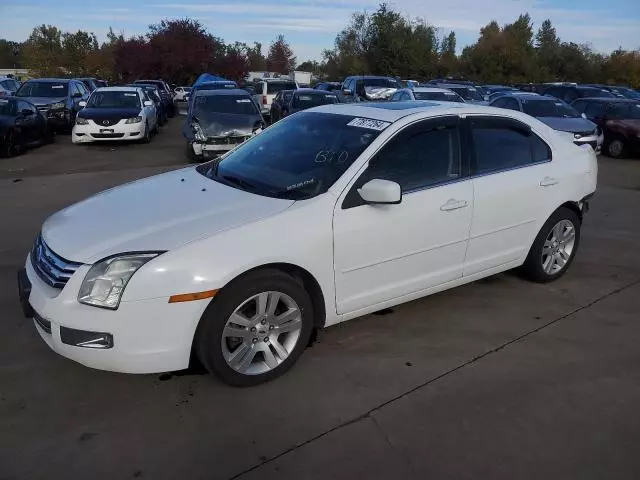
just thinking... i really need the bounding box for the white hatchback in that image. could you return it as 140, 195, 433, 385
20, 102, 597, 386
72, 87, 158, 144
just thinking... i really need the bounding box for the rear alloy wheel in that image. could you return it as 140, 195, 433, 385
607, 137, 627, 158
196, 269, 314, 386
2, 129, 20, 157
521, 207, 581, 283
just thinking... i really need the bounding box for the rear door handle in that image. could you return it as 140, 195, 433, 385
440, 199, 469, 211
540, 176, 558, 187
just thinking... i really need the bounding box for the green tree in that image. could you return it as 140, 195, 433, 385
438, 31, 457, 76
62, 30, 99, 76
0, 40, 23, 69
246, 42, 266, 71
22, 25, 64, 76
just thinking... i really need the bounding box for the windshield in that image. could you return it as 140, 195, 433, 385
17, 82, 68, 98
198, 82, 237, 91
196, 112, 385, 200
522, 99, 580, 118
292, 93, 338, 109
194, 95, 258, 115
267, 82, 297, 94
87, 90, 141, 109
364, 78, 401, 89
0, 98, 17, 115
448, 86, 483, 101
414, 91, 463, 102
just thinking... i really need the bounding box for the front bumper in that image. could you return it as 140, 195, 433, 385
45, 109, 71, 130
19, 256, 209, 374
72, 120, 144, 143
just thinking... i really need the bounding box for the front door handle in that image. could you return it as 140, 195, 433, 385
440, 199, 469, 211
540, 176, 558, 187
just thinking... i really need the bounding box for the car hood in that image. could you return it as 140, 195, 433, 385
78, 107, 142, 120
611, 119, 640, 132
364, 86, 397, 100
538, 117, 595, 133
191, 112, 261, 137
41, 167, 294, 263
16, 96, 66, 107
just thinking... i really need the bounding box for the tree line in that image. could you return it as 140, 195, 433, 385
1, 3, 639, 87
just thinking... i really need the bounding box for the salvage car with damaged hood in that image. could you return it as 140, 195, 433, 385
182, 89, 265, 162
341, 76, 401, 102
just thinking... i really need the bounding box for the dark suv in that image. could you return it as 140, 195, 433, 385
543, 85, 615, 104
15, 78, 90, 132
572, 98, 640, 158
133, 80, 176, 117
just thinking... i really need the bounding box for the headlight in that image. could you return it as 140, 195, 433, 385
50, 102, 65, 109
192, 122, 207, 141
76, 117, 89, 125
124, 116, 142, 124
78, 253, 161, 309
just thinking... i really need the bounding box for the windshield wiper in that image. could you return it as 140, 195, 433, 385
220, 174, 258, 192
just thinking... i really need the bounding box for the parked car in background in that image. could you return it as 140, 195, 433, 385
253, 78, 298, 118
401, 80, 420, 89
174, 86, 192, 101
15, 78, 89, 132
571, 97, 640, 158
490, 93, 602, 153
133, 80, 176, 117
483, 85, 517, 96
94, 79, 108, 88
582, 84, 640, 100
269, 89, 294, 123
0, 77, 20, 96
275, 89, 339, 120
182, 88, 264, 162
488, 90, 537, 102
391, 87, 464, 103
185, 81, 238, 108
76, 78, 100, 92
542, 85, 615, 103
341, 76, 401, 102
430, 83, 487, 104
19, 101, 597, 386
127, 84, 167, 127
72, 87, 158, 144
0, 96, 53, 157
315, 82, 342, 92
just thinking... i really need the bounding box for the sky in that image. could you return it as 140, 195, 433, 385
1, 0, 639, 63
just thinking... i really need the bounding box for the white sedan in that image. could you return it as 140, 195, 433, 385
72, 87, 158, 144
19, 102, 597, 386
174, 86, 191, 101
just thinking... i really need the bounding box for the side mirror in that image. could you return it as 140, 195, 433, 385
143, 100, 153, 107
484, 95, 490, 102
343, 89, 352, 96
581, 112, 587, 119
78, 100, 87, 108
21, 109, 34, 116
358, 179, 402, 205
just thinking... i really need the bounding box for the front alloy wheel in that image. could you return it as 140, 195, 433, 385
195, 269, 314, 386
222, 292, 303, 375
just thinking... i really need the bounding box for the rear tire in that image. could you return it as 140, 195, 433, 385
195, 269, 314, 386
521, 207, 581, 283
1, 129, 21, 157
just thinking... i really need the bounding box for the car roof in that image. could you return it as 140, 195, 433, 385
25, 78, 72, 83
577, 97, 639, 103
94, 86, 141, 92
311, 101, 494, 122
261, 78, 296, 82
502, 93, 545, 100
346, 75, 396, 80
196, 88, 249, 96
295, 88, 335, 95
412, 87, 456, 93
433, 83, 473, 89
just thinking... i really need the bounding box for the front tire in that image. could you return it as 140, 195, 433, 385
195, 269, 314, 386
1, 129, 21, 157
606, 136, 627, 158
521, 207, 581, 283
142, 122, 151, 143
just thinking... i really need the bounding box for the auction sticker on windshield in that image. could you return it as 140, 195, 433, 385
347, 117, 391, 131
52, 85, 64, 89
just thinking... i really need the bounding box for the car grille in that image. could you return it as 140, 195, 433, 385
30, 235, 82, 289
36, 105, 49, 112
207, 136, 249, 145
93, 118, 122, 127
91, 133, 126, 139
34, 311, 52, 334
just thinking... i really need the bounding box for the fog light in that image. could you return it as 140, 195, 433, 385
60, 327, 114, 349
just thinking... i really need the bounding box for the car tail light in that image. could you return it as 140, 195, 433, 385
262, 95, 267, 105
